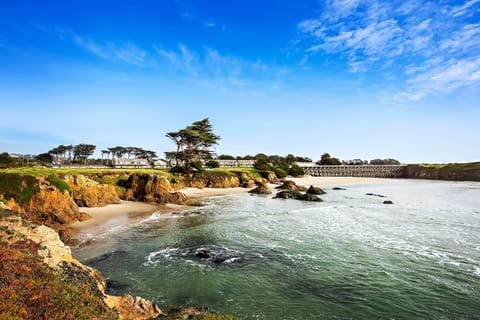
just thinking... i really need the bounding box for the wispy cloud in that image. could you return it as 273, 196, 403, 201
74, 34, 146, 65
396, 58, 480, 101
451, 0, 480, 17
297, 0, 480, 101
156, 44, 274, 90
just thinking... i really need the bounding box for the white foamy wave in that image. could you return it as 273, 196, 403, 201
290, 205, 337, 213
144, 247, 182, 266
473, 266, 480, 277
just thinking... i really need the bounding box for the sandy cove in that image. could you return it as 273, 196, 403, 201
70, 176, 385, 241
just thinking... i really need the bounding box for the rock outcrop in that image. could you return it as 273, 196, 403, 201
275, 180, 307, 192
306, 185, 326, 195
124, 174, 190, 204
64, 175, 121, 207
249, 182, 272, 194
274, 190, 302, 199
187, 171, 241, 188
297, 193, 322, 202
0, 211, 164, 320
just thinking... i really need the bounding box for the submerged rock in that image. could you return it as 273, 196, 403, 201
306, 185, 326, 195
366, 193, 386, 198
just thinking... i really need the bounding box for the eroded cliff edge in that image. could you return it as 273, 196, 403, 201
0, 170, 254, 319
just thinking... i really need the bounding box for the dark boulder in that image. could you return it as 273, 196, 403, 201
274, 190, 302, 199
306, 185, 326, 195
195, 250, 213, 259
297, 193, 323, 202
366, 193, 386, 198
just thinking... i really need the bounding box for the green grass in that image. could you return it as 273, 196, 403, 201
46, 174, 72, 194
413, 162, 480, 170
0, 173, 40, 205
208, 167, 262, 180
1, 167, 171, 177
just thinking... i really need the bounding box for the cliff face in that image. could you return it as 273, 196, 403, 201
401, 163, 480, 181
0, 210, 164, 320
124, 174, 189, 204
64, 174, 121, 207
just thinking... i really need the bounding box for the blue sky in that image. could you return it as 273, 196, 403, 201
0, 0, 479, 163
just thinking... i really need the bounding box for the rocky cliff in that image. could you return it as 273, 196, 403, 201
401, 163, 480, 181
0, 209, 163, 319
63, 174, 121, 207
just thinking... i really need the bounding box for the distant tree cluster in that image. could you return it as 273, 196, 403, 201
369, 158, 401, 165
101, 146, 157, 163
341, 158, 401, 165
0, 152, 16, 168
342, 159, 369, 165
316, 153, 341, 165
41, 144, 96, 166
253, 153, 305, 178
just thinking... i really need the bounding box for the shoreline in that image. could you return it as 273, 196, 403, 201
70, 176, 386, 243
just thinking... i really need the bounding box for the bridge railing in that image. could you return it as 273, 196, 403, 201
301, 165, 406, 178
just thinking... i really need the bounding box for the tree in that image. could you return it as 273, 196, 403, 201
35, 153, 53, 164
0, 152, 15, 168
218, 154, 235, 160
206, 160, 220, 168
317, 153, 341, 165
165, 118, 220, 172
73, 144, 96, 165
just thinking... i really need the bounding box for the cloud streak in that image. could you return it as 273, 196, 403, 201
74, 34, 146, 66
297, 0, 480, 102
156, 44, 272, 90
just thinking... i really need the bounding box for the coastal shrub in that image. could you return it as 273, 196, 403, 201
206, 160, 220, 169
272, 167, 288, 179
0, 173, 39, 204
191, 160, 204, 171
288, 164, 305, 177
0, 240, 117, 320
170, 166, 188, 174
46, 174, 72, 194
254, 158, 271, 171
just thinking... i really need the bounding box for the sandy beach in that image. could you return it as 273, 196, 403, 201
70, 201, 189, 242
70, 176, 385, 242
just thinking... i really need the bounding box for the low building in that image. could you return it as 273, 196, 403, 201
113, 158, 149, 168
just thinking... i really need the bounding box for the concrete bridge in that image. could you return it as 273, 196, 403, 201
297, 164, 406, 178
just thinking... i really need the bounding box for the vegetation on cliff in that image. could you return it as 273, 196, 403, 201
401, 162, 480, 181
0, 209, 117, 319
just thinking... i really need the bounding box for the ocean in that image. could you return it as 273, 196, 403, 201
72, 179, 480, 319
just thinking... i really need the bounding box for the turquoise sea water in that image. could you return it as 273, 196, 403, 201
72, 180, 480, 319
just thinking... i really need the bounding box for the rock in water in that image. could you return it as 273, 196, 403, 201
249, 182, 272, 194
383, 200, 394, 204
306, 185, 326, 195
333, 187, 346, 190
274, 190, 302, 199
275, 180, 307, 192
366, 193, 386, 198
296, 193, 323, 202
